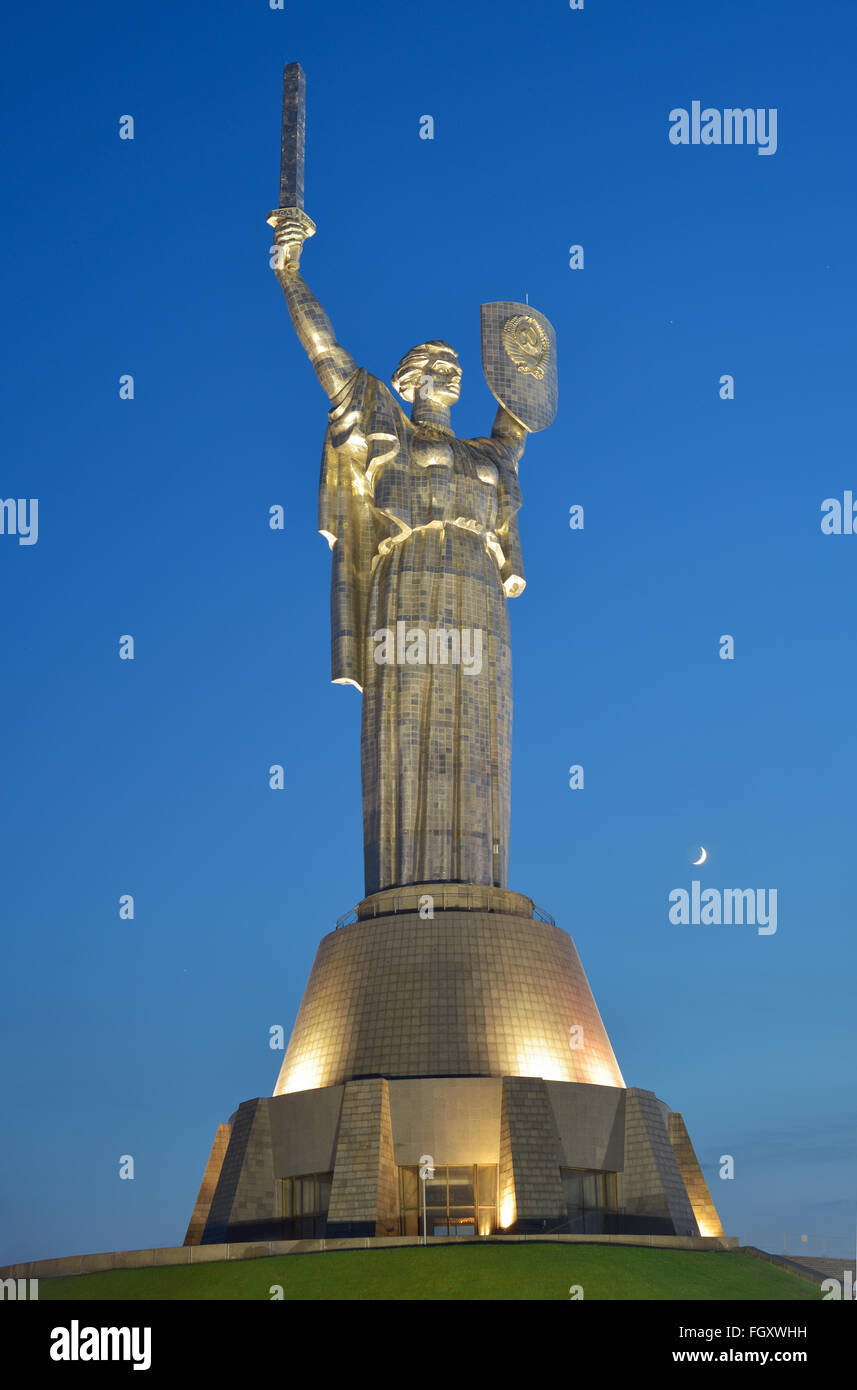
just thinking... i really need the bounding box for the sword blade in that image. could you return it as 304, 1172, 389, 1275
279, 62, 306, 210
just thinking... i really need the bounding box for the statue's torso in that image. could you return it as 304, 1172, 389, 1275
383, 421, 503, 535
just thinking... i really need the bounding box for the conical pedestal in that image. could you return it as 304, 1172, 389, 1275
186, 896, 724, 1245
275, 902, 624, 1095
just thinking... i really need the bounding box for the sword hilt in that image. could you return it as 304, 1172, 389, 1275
266, 206, 316, 271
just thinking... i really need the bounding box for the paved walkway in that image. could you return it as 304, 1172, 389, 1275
745, 1247, 855, 1287
779, 1254, 855, 1282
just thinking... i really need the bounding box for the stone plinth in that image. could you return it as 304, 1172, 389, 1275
191, 1076, 721, 1244
187, 903, 724, 1245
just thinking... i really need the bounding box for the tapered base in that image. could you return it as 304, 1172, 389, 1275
273, 907, 624, 1094
186, 904, 724, 1244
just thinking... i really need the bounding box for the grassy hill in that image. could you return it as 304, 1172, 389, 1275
38, 1244, 819, 1301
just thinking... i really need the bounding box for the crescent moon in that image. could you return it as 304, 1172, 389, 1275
692, 846, 707, 866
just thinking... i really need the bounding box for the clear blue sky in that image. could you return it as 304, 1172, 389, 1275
1, 0, 855, 1264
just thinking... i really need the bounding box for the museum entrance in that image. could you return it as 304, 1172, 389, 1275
398, 1164, 498, 1237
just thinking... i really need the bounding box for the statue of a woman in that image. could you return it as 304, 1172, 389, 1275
273, 215, 528, 898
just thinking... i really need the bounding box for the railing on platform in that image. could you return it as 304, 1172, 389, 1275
335, 895, 555, 928
533, 904, 556, 925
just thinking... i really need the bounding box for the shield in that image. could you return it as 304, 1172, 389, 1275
481, 301, 557, 432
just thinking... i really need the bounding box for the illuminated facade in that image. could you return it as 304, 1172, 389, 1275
184, 64, 725, 1249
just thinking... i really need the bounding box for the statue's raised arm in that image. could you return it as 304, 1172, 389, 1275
266, 63, 356, 401
270, 212, 357, 401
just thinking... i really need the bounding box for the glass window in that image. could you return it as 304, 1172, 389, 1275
561, 1168, 618, 1214
477, 1167, 497, 1206
424, 1175, 447, 1208
398, 1164, 497, 1236
447, 1167, 475, 1207
477, 1209, 494, 1237
401, 1167, 419, 1210
434, 1218, 477, 1237
316, 1174, 332, 1215
280, 1173, 333, 1224
582, 1173, 598, 1210
296, 1176, 315, 1215
562, 1169, 582, 1209
451, 1219, 476, 1236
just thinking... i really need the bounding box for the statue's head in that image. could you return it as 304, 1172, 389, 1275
392, 341, 462, 406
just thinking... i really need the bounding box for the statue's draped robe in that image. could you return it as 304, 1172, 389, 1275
319, 369, 525, 895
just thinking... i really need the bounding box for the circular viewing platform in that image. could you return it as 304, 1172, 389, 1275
334, 883, 554, 927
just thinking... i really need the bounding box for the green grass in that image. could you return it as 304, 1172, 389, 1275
38, 1244, 819, 1301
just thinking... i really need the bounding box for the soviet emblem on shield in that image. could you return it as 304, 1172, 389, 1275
502, 314, 550, 380
481, 301, 558, 432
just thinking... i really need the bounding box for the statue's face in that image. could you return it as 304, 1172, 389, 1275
422, 348, 462, 405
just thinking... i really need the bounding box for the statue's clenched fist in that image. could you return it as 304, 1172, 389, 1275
266, 206, 316, 272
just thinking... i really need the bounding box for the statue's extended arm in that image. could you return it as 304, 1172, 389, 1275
275, 263, 357, 401
490, 406, 527, 597
269, 211, 356, 399
491, 405, 527, 460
